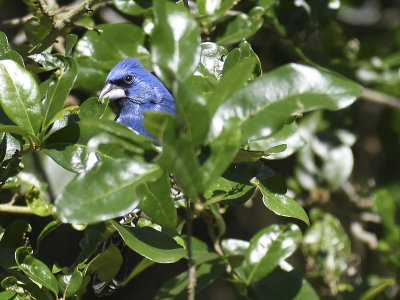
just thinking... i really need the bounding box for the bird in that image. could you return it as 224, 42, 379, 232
99, 58, 175, 137
93, 58, 175, 296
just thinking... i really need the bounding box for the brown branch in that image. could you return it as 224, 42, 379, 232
29, 0, 102, 54
185, 198, 196, 300
361, 87, 400, 110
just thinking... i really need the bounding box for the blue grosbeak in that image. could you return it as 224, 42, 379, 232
99, 58, 175, 137
93, 58, 174, 295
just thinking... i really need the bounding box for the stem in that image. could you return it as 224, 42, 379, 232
29, 0, 102, 53
0, 204, 34, 214
361, 87, 400, 110
0, 151, 21, 192
185, 198, 196, 300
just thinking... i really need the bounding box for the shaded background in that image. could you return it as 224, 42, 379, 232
2, 0, 400, 299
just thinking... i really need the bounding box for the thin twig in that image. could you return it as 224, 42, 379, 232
185, 198, 196, 300
29, 0, 101, 53
0, 204, 34, 214
361, 87, 400, 110
0, 151, 21, 192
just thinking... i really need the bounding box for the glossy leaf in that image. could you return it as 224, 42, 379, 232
207, 57, 257, 114
75, 23, 149, 92
302, 209, 351, 287
0, 220, 31, 268
196, 42, 228, 79
74, 223, 105, 265
24, 15, 51, 45
65, 34, 78, 56
113, 0, 150, 16
87, 243, 123, 282
154, 258, 227, 299
0, 60, 42, 135
152, 0, 201, 83
209, 64, 362, 142
78, 97, 109, 120
250, 266, 320, 300
36, 220, 61, 253
0, 31, 23, 66
251, 174, 310, 225
58, 268, 83, 297
138, 172, 177, 229
176, 83, 210, 146
55, 158, 161, 224
216, 7, 265, 46
111, 220, 186, 263
37, 55, 78, 132
43, 118, 155, 173
201, 123, 243, 191
197, 0, 240, 22
222, 39, 262, 78
153, 114, 204, 199
221, 238, 249, 280
248, 123, 306, 159
204, 176, 255, 206
15, 247, 59, 296
245, 224, 301, 283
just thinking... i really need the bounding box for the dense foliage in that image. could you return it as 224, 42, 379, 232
0, 0, 399, 299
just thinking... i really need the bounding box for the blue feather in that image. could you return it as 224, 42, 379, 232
100, 58, 175, 137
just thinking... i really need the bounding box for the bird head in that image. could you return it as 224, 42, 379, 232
99, 58, 175, 137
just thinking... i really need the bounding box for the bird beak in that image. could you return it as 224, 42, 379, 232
99, 83, 126, 101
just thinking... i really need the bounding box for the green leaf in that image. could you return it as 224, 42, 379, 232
55, 158, 161, 224
24, 15, 52, 45
58, 268, 84, 297
36, 220, 61, 253
251, 174, 310, 225
74, 223, 105, 266
250, 266, 320, 300
37, 55, 78, 132
207, 57, 257, 114
0, 60, 42, 135
210, 63, 362, 142
197, 0, 240, 22
65, 34, 78, 56
176, 83, 210, 146
302, 209, 351, 286
87, 243, 123, 282
221, 238, 249, 280
248, 123, 306, 159
360, 277, 396, 300
75, 23, 149, 92
0, 290, 16, 299
0, 31, 24, 66
196, 42, 228, 79
78, 97, 109, 120
201, 123, 243, 191
216, 7, 265, 46
15, 247, 59, 296
204, 176, 255, 206
138, 172, 177, 229
154, 258, 227, 299
245, 223, 301, 283
113, 0, 150, 15
43, 118, 155, 173
0, 220, 31, 268
222, 39, 262, 78
152, 115, 204, 199
151, 0, 201, 83
0, 125, 41, 146
111, 220, 186, 263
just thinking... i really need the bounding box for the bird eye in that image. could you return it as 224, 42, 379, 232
123, 75, 134, 84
